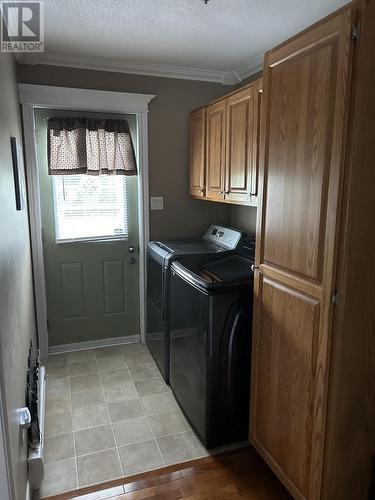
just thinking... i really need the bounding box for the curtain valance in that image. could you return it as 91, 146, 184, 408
47, 117, 137, 176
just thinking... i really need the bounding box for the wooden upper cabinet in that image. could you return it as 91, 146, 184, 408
225, 80, 262, 204
189, 78, 262, 205
205, 99, 226, 201
189, 107, 206, 198
190, 80, 262, 205
250, 7, 354, 500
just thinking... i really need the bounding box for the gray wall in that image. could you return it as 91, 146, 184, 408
16, 64, 233, 240
230, 205, 257, 235
0, 54, 37, 500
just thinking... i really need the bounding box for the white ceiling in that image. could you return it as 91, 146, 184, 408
18, 0, 348, 84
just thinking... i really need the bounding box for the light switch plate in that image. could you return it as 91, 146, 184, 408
150, 196, 164, 210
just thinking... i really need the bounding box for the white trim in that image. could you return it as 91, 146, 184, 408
22, 104, 49, 360
18, 53, 240, 85
232, 54, 264, 82
18, 84, 155, 113
136, 112, 150, 344
49, 335, 141, 355
20, 84, 154, 360
17, 53, 263, 85
221, 72, 241, 86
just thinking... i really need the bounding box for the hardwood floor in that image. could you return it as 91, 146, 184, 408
42, 447, 292, 500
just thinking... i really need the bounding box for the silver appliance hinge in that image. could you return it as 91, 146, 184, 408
332, 291, 339, 305
352, 24, 360, 41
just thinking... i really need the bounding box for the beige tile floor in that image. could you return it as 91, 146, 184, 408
39, 343, 208, 498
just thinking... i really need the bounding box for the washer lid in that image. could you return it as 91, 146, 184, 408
147, 239, 225, 267
171, 255, 253, 292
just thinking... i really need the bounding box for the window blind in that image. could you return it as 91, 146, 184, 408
52, 175, 128, 243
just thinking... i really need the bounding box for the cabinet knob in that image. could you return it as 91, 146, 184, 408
219, 190, 224, 195
251, 264, 259, 272
199, 187, 205, 193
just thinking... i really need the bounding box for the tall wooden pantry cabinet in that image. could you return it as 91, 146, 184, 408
249, 4, 368, 500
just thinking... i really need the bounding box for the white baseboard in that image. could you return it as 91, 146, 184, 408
48, 335, 141, 355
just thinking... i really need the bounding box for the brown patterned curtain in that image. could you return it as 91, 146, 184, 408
47, 117, 137, 175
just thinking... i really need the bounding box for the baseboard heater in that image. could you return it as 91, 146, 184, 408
28, 363, 46, 490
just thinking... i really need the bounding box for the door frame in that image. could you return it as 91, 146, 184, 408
19, 84, 155, 360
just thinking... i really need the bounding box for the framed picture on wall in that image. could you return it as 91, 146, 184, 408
10, 137, 27, 211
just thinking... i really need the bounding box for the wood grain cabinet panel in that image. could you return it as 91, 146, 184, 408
205, 99, 226, 201
189, 79, 262, 206
254, 276, 320, 498
250, 6, 354, 500
225, 84, 260, 204
263, 42, 338, 282
189, 107, 206, 198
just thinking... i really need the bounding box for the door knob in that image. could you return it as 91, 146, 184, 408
128, 247, 135, 254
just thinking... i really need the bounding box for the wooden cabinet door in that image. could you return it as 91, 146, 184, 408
250, 8, 354, 500
206, 99, 226, 201
189, 107, 206, 198
224, 85, 256, 204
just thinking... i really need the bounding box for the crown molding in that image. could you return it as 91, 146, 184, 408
17, 52, 263, 86
17, 53, 234, 85
222, 71, 241, 85
232, 54, 264, 82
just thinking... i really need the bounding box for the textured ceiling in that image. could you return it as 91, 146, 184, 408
19, 0, 349, 83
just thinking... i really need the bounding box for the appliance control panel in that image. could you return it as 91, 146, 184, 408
203, 225, 242, 250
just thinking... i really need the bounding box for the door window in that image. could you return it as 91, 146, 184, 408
52, 174, 128, 243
